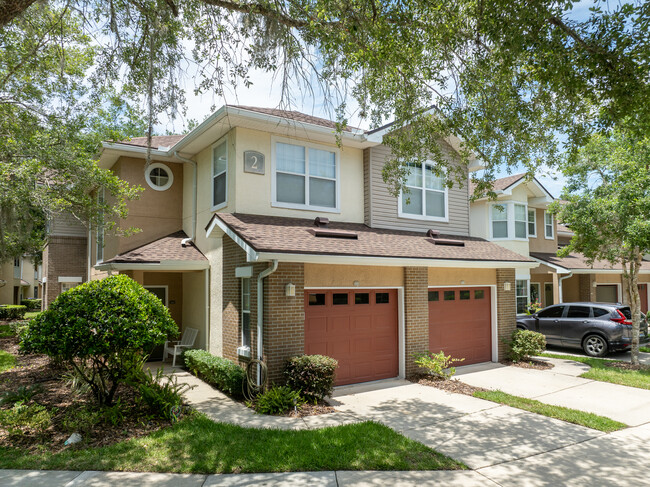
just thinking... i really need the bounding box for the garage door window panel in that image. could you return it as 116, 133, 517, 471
376, 293, 390, 304
309, 293, 326, 306
333, 293, 349, 305
444, 291, 455, 301
355, 293, 370, 304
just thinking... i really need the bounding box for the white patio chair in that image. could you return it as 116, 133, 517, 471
164, 327, 198, 367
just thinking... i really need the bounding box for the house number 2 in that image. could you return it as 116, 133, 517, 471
244, 151, 265, 175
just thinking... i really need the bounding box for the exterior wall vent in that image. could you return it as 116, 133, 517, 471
427, 229, 440, 238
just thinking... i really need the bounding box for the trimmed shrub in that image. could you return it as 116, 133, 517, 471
0, 305, 27, 321
184, 349, 245, 398
507, 329, 546, 362
0, 402, 53, 437
21, 275, 178, 406
253, 385, 304, 415
284, 355, 338, 401
21, 299, 41, 311
414, 350, 464, 379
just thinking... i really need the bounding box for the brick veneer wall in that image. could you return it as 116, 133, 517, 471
579, 274, 596, 302
496, 268, 516, 360
43, 236, 88, 308
404, 267, 429, 377
265, 263, 305, 384
221, 238, 305, 385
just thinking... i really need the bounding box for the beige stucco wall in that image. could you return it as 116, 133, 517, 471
304, 264, 404, 288
561, 275, 580, 302
428, 267, 496, 286
529, 207, 558, 253
0, 261, 13, 305
182, 270, 207, 351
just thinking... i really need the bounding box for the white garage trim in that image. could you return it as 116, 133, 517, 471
428, 284, 498, 363
303, 286, 405, 380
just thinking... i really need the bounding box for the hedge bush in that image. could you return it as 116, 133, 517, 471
21, 299, 41, 311
184, 349, 245, 398
284, 354, 338, 401
508, 329, 547, 362
0, 305, 27, 321
21, 275, 178, 406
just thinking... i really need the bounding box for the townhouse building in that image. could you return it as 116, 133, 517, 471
0, 255, 42, 305
43, 105, 538, 385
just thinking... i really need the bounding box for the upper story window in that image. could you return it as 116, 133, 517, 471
544, 211, 554, 239
399, 162, 448, 221
145, 163, 174, 191
272, 137, 339, 212
528, 209, 537, 237
13, 258, 20, 279
490, 202, 528, 241
212, 139, 228, 210
13, 258, 20, 268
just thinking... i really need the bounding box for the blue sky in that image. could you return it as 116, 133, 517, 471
161, 0, 605, 199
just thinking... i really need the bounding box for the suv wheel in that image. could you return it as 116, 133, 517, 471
583, 334, 608, 357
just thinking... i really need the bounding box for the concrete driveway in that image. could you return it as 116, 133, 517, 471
546, 345, 650, 365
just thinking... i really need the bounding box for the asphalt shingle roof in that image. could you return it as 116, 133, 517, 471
103, 231, 206, 264
212, 213, 534, 263
116, 135, 186, 149
228, 105, 358, 132
531, 252, 650, 271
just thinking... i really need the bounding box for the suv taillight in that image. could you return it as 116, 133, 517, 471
611, 309, 632, 325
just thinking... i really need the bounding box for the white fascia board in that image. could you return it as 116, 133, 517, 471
95, 261, 209, 272
570, 268, 650, 275
529, 257, 571, 274
167, 105, 227, 154
205, 217, 259, 262
255, 252, 538, 269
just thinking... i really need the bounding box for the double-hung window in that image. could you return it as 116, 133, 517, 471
241, 278, 251, 350
544, 211, 554, 239
491, 205, 508, 239
516, 279, 529, 314
514, 204, 527, 239
400, 162, 447, 221
528, 209, 537, 237
273, 138, 338, 211
212, 139, 228, 210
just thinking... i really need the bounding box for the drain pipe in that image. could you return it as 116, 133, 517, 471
173, 151, 197, 244
558, 272, 573, 303
257, 260, 278, 386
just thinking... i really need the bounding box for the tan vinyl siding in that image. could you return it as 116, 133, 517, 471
49, 213, 87, 237
363, 148, 371, 226
367, 143, 470, 235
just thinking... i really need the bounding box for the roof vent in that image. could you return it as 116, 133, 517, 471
432, 238, 465, 247
314, 217, 329, 227
311, 229, 358, 239
427, 229, 440, 238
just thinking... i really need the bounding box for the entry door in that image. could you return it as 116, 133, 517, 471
596, 285, 618, 303
544, 283, 554, 307
639, 285, 648, 314
145, 286, 168, 306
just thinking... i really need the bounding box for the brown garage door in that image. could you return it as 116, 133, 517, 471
428, 287, 492, 365
304, 289, 399, 386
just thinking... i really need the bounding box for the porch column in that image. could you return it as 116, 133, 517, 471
552, 272, 560, 303
404, 267, 428, 377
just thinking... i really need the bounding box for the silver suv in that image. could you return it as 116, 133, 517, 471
516, 302, 649, 357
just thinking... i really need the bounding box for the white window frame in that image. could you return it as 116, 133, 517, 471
96, 189, 105, 265
514, 203, 528, 240
145, 162, 174, 191
241, 278, 251, 352
271, 136, 341, 213
489, 201, 529, 241
527, 208, 537, 238
544, 211, 554, 240
397, 162, 449, 222
515, 279, 530, 314
211, 136, 229, 211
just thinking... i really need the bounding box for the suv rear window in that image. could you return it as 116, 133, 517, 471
538, 306, 565, 318
618, 307, 632, 319
593, 307, 610, 318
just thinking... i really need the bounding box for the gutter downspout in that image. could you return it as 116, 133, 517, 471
257, 260, 278, 386
558, 272, 573, 303
87, 228, 92, 282
173, 151, 197, 244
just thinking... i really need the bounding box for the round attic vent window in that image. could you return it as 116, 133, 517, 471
145, 163, 173, 191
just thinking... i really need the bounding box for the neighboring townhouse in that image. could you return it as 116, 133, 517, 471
0, 255, 42, 305
45, 105, 537, 385
470, 174, 650, 314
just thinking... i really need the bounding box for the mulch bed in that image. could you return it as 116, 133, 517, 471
501, 358, 554, 370
288, 401, 336, 417
603, 361, 650, 372
410, 374, 485, 396
0, 332, 176, 454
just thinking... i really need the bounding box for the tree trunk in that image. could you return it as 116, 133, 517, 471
622, 255, 642, 365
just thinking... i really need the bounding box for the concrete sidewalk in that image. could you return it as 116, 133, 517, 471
454, 357, 650, 425
0, 469, 496, 486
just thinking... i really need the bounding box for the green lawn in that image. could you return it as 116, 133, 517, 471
0, 325, 13, 339
640, 346, 650, 353
542, 353, 650, 390
473, 390, 626, 432
0, 350, 16, 372
0, 415, 466, 474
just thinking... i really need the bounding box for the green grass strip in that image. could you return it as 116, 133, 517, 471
542, 353, 650, 390
640, 346, 650, 353
0, 415, 466, 473
474, 390, 626, 432
0, 350, 16, 373
0, 325, 14, 339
